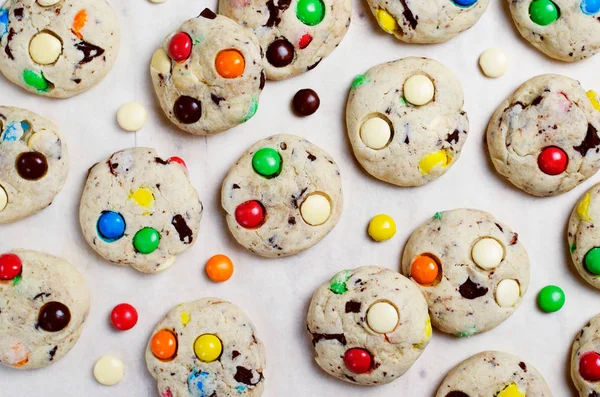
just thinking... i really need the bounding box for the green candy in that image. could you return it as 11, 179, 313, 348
252, 147, 282, 177
570, 243, 577, 253
433, 212, 442, 220
585, 247, 600, 275
529, 0, 560, 26
243, 97, 258, 122
537, 285, 565, 313
12, 274, 22, 286
351, 74, 368, 89
329, 269, 352, 294
133, 227, 161, 254
296, 0, 325, 26
23, 69, 50, 92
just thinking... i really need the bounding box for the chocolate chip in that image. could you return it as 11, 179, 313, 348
293, 89, 320, 116
234, 366, 262, 385
311, 332, 347, 346
232, 184, 241, 189
446, 129, 460, 144
266, 38, 294, 67
49, 346, 57, 361
345, 301, 361, 313
232, 350, 241, 359
38, 302, 71, 332
174, 96, 202, 124
75, 41, 105, 65
155, 157, 168, 165
399, 0, 418, 29
16, 152, 48, 180
199, 8, 217, 19
288, 216, 296, 225
458, 277, 488, 299
519, 361, 527, 371
171, 215, 193, 244
259, 71, 266, 90
574, 124, 600, 156
531, 95, 543, 106
495, 223, 503, 232
211, 94, 225, 106
5, 28, 16, 60
264, 0, 291, 27
446, 392, 469, 397
307, 152, 317, 161
13, 8, 24, 20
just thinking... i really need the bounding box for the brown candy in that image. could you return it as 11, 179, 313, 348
266, 39, 294, 67
174, 96, 202, 124
16, 152, 48, 180
293, 88, 320, 116
38, 301, 71, 332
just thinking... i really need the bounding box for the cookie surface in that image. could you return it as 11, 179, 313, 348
508, 0, 600, 62
0, 0, 120, 98
151, 9, 265, 136
401, 209, 530, 337
221, 134, 342, 258
0, 106, 69, 224
79, 147, 202, 273
487, 74, 600, 197
346, 57, 469, 187
307, 266, 431, 386
219, 0, 351, 80
0, 249, 89, 369
571, 314, 600, 396
367, 0, 489, 43
435, 351, 552, 396
145, 298, 266, 397
569, 183, 600, 289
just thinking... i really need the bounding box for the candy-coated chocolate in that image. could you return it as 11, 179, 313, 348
168, 32, 192, 62
300, 193, 331, 226
110, 303, 138, 331
366, 302, 399, 333
200, 8, 217, 18
529, 0, 560, 26
368, 214, 396, 241
38, 301, 71, 332
419, 150, 451, 174
404, 75, 434, 106
343, 348, 372, 374
496, 383, 524, 397
293, 89, 320, 116
479, 48, 509, 78
151, 330, 177, 360
235, 200, 265, 228
376, 8, 397, 33
130, 187, 155, 208
538, 146, 568, 175
453, 0, 478, 6
151, 48, 172, 75
410, 255, 439, 285
266, 39, 294, 68
133, 227, 161, 254
169, 156, 187, 169
299, 33, 313, 49
174, 96, 202, 124
97, 211, 126, 241
0, 253, 22, 280
252, 147, 282, 177
29, 32, 62, 65
495, 279, 520, 307
537, 285, 565, 312
579, 351, 600, 381
0, 184, 7, 212
329, 269, 351, 294
296, 0, 325, 26
588, 91, 600, 111
37, 0, 62, 5
193, 334, 223, 362
360, 117, 392, 149
581, 0, 600, 14
16, 152, 48, 180
471, 238, 504, 269
117, 102, 148, 132
23, 69, 50, 92
93, 356, 124, 386
205, 254, 234, 282
215, 49, 245, 79
585, 247, 600, 275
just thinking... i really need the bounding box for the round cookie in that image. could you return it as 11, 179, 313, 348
218, 0, 351, 80
571, 314, 600, 396
306, 266, 431, 386
488, 75, 600, 197
0, 0, 120, 98
401, 209, 530, 337
0, 106, 69, 224
508, 0, 600, 62
367, 0, 489, 44
79, 147, 203, 273
346, 57, 469, 187
0, 249, 89, 369
145, 298, 266, 397
151, 9, 265, 136
221, 134, 342, 258
435, 351, 552, 396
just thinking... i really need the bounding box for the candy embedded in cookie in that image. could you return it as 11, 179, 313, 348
570, 314, 600, 396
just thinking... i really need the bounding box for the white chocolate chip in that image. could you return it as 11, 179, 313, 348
495, 279, 520, 307
29, 32, 62, 65
37, 0, 62, 6
300, 193, 331, 226
151, 48, 172, 74
403, 75, 434, 106
93, 356, 124, 386
366, 302, 399, 334
149, 0, 167, 3
472, 237, 504, 269
155, 256, 176, 272
117, 102, 148, 132
0, 184, 8, 212
479, 48, 509, 78
360, 117, 391, 149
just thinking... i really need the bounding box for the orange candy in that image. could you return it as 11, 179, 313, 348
410, 255, 439, 285
205, 254, 234, 282
215, 50, 245, 79
71, 10, 88, 39
151, 330, 177, 360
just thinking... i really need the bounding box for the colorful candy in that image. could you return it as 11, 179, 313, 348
537, 285, 565, 312
538, 146, 568, 175
329, 269, 351, 294
529, 0, 560, 26
410, 255, 439, 285
585, 247, 600, 275
579, 351, 600, 381
343, 348, 372, 374
252, 148, 282, 177
151, 330, 177, 360
193, 334, 222, 362
293, 89, 320, 116
404, 75, 434, 106
588, 91, 600, 111
366, 302, 399, 333
266, 39, 294, 67
296, 0, 325, 26
151, 48, 172, 75
361, 117, 392, 150
0, 253, 22, 280
299, 33, 313, 49
71, 9, 87, 39
375, 9, 397, 33
23, 69, 50, 92
215, 49, 245, 79
471, 238, 504, 269
133, 227, 161, 254
117, 102, 148, 132
168, 32, 192, 62
300, 193, 331, 226
577, 193, 592, 221
29, 32, 62, 65
97, 211, 126, 241
205, 254, 234, 282
581, 0, 600, 14
453, 0, 478, 6
169, 156, 187, 169
16, 152, 48, 180
38, 301, 71, 332
495, 279, 520, 307
37, 0, 63, 6
0, 184, 7, 212
419, 150, 451, 174
130, 187, 155, 208
174, 96, 202, 124
367, 214, 396, 242
235, 200, 265, 228
110, 303, 138, 331
479, 48, 509, 78
93, 356, 124, 386
497, 383, 524, 397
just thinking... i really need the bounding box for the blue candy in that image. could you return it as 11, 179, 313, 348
0, 9, 8, 38
581, 0, 600, 15
1, 121, 26, 142
97, 211, 126, 241
187, 368, 215, 397
453, 0, 478, 7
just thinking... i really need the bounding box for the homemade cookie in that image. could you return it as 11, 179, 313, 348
346, 57, 469, 187
508, 0, 600, 62
219, 0, 351, 80
367, 0, 489, 43
0, 249, 89, 369
401, 209, 530, 337
79, 148, 202, 273
436, 351, 552, 396
221, 134, 342, 258
0, 0, 120, 98
572, 314, 600, 396
151, 9, 265, 136
0, 106, 69, 224
307, 266, 431, 386
145, 298, 266, 397
487, 74, 600, 197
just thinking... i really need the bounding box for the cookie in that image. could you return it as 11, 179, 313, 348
306, 266, 431, 386
0, 106, 69, 224
508, 0, 600, 62
367, 0, 489, 43
79, 148, 202, 273
145, 298, 266, 397
218, 0, 351, 80
151, 9, 265, 136
487, 75, 600, 197
0, 249, 89, 369
0, 0, 120, 98
221, 134, 342, 258
346, 57, 469, 187
571, 314, 600, 396
401, 209, 530, 337
435, 351, 552, 396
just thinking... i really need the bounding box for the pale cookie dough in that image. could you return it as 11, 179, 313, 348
219, 0, 351, 80
487, 74, 600, 197
145, 298, 266, 397
0, 106, 69, 224
367, 0, 489, 44
571, 314, 600, 396
0, 249, 89, 369
436, 351, 552, 397
401, 209, 530, 337
346, 57, 469, 187
307, 266, 431, 386
79, 147, 203, 274
221, 134, 343, 258
151, 9, 265, 136
0, 0, 120, 98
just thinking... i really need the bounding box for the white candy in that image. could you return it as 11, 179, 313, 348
37, 0, 62, 6
360, 117, 391, 149
495, 279, 520, 307
93, 356, 124, 386
0, 185, 8, 212
151, 49, 172, 75
367, 302, 399, 334
117, 102, 148, 132
300, 193, 331, 226
472, 238, 504, 269
479, 48, 509, 78
29, 32, 62, 65
403, 75, 434, 106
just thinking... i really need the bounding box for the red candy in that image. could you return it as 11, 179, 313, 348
298, 34, 312, 49
169, 156, 187, 169
110, 303, 138, 331
343, 348, 372, 374
0, 253, 22, 280
538, 146, 568, 175
235, 200, 265, 229
580, 352, 600, 382
168, 32, 192, 62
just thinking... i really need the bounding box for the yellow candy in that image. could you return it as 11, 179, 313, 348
180, 312, 191, 326
193, 334, 222, 362
129, 187, 154, 208
588, 90, 600, 111
577, 193, 592, 222
424, 318, 432, 340
497, 383, 524, 397
419, 150, 451, 174
376, 9, 397, 33
368, 214, 396, 242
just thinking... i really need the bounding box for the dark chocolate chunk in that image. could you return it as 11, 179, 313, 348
458, 277, 488, 299
288, 216, 296, 225
49, 346, 57, 361
171, 215, 193, 244
345, 301, 361, 313
233, 184, 241, 189
446, 129, 460, 144
5, 28, 16, 60
518, 361, 527, 371
155, 157, 168, 165
311, 332, 347, 346
446, 392, 469, 397
495, 223, 503, 232
211, 94, 225, 105
264, 0, 291, 27
13, 8, 24, 20
259, 71, 266, 90
73, 78, 82, 84
232, 350, 241, 359
75, 41, 105, 65
38, 302, 71, 332
574, 124, 600, 156
199, 8, 217, 19
234, 366, 262, 385
399, 0, 418, 29
531, 96, 543, 106
307, 152, 317, 161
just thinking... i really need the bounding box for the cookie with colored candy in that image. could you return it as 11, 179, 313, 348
571, 314, 600, 396
435, 351, 552, 396
145, 298, 266, 397
346, 57, 469, 187
508, 0, 600, 62
151, 9, 265, 136
218, 0, 351, 80
0, 249, 89, 369
487, 74, 600, 197
221, 134, 342, 258
0, 0, 120, 98
79, 147, 202, 273
367, 0, 489, 43
306, 266, 431, 386
401, 209, 530, 337
0, 106, 69, 224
